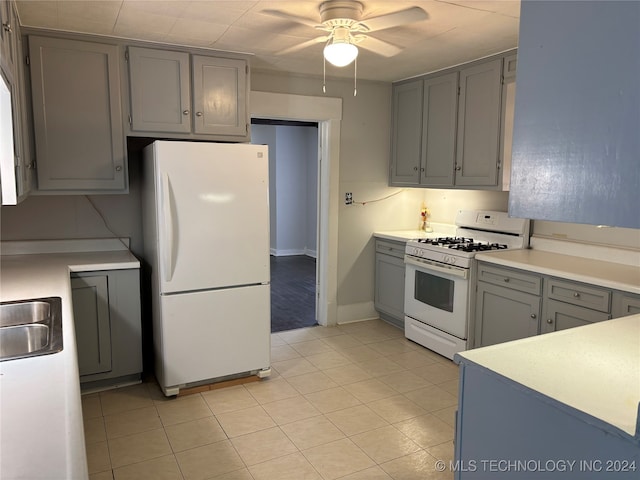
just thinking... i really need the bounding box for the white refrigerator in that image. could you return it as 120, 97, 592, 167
142, 140, 271, 396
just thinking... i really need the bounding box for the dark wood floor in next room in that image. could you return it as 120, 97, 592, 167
270, 255, 317, 333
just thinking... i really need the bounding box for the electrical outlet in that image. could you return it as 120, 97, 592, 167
345, 192, 353, 205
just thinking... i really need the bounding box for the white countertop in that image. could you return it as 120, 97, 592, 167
0, 245, 139, 480
374, 223, 457, 243
456, 315, 640, 438
475, 248, 640, 294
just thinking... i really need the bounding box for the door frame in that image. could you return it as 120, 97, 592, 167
250, 91, 342, 326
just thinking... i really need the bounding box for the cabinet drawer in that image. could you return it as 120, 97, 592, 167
375, 239, 406, 259
477, 263, 542, 295
546, 278, 611, 313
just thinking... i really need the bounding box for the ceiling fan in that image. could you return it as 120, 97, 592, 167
263, 0, 429, 67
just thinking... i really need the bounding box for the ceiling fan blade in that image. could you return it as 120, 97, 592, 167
356, 35, 402, 57
276, 36, 330, 55
360, 7, 428, 32
261, 9, 322, 29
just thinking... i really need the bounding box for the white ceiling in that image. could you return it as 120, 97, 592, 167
15, 0, 520, 82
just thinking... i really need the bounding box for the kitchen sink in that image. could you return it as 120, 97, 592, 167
0, 297, 63, 361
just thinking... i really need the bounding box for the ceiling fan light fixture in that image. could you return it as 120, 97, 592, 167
323, 40, 358, 67
323, 26, 358, 67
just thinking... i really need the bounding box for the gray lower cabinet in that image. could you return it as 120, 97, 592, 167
612, 291, 640, 318
542, 299, 610, 333
71, 275, 112, 376
127, 46, 249, 140
475, 281, 541, 347
28, 35, 126, 192
374, 239, 406, 328
71, 269, 142, 389
542, 277, 612, 333
475, 261, 633, 347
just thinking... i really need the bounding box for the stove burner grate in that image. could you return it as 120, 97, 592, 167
418, 237, 474, 246
448, 242, 508, 253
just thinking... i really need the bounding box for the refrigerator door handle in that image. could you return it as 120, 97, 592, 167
161, 173, 176, 282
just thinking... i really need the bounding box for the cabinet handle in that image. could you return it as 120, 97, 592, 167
455, 165, 461, 171
183, 110, 189, 115
530, 314, 537, 319
547, 318, 553, 324
413, 166, 418, 172
2, 23, 11, 33
573, 292, 581, 298
115, 165, 122, 172
196, 111, 203, 117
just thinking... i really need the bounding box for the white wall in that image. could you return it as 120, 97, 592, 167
251, 123, 318, 257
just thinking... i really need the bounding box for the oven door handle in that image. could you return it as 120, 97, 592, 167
404, 255, 469, 280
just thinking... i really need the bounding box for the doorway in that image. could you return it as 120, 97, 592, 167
251, 119, 319, 332
250, 91, 342, 327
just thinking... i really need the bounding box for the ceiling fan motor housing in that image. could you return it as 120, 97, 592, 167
320, 0, 364, 29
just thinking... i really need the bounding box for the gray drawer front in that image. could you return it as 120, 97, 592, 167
375, 239, 406, 259
546, 278, 611, 313
477, 263, 542, 295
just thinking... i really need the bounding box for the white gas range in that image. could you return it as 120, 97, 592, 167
404, 210, 530, 359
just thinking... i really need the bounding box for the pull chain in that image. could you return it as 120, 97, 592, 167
323, 55, 326, 93
353, 57, 357, 97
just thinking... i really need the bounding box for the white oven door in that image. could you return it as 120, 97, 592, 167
404, 255, 469, 339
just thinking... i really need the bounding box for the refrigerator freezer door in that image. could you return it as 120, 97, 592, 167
154, 141, 269, 294
157, 284, 270, 389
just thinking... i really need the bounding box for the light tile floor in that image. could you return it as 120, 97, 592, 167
83, 319, 458, 480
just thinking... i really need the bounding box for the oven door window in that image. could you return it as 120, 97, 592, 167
414, 270, 454, 312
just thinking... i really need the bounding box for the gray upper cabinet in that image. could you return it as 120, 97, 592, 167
127, 46, 249, 141
455, 59, 502, 187
389, 80, 422, 185
0, 0, 17, 74
192, 55, 247, 137
0, 0, 33, 204
389, 72, 458, 186
498, 55, 516, 191
128, 47, 191, 133
422, 72, 458, 186
390, 53, 510, 190
29, 36, 126, 192
509, 1, 639, 228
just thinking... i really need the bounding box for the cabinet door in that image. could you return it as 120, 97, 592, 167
12, 16, 32, 201
374, 251, 406, 322
390, 80, 422, 185
542, 299, 610, 334
612, 292, 640, 318
192, 55, 247, 136
499, 55, 516, 191
455, 59, 502, 186
128, 47, 191, 133
29, 36, 125, 191
421, 72, 458, 186
475, 281, 541, 347
0, 1, 17, 74
71, 275, 112, 377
